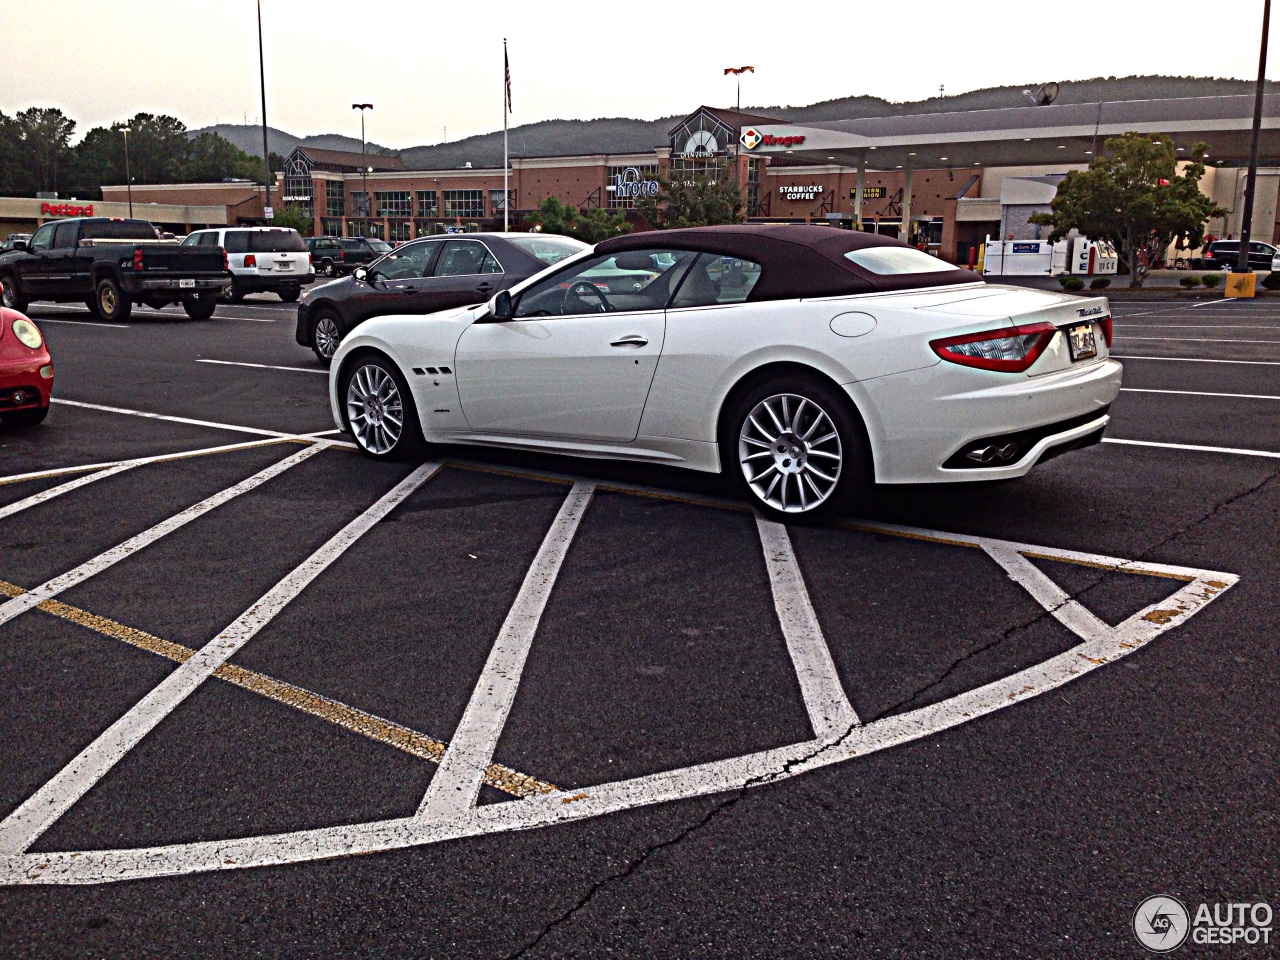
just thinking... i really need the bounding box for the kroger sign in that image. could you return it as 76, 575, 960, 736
611, 167, 660, 200
739, 128, 806, 150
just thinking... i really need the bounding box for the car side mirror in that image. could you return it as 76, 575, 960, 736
353, 266, 368, 283
11, 240, 27, 252
490, 289, 513, 321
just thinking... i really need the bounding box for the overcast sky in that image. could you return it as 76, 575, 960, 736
1, 0, 1274, 147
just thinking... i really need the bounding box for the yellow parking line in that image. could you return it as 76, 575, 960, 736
0, 579, 557, 798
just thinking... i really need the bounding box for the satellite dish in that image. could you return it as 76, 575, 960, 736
1034, 82, 1060, 106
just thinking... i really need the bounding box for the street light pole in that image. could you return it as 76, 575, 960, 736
1236, 0, 1271, 272
257, 0, 272, 221
122, 127, 133, 218
353, 103, 373, 233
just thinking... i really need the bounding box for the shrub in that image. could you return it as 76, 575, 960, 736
1260, 272, 1280, 290
1089, 277, 1111, 290
1059, 276, 1085, 291
1200, 272, 1222, 289
1179, 275, 1202, 289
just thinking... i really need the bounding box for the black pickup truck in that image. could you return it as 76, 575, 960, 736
0, 217, 228, 321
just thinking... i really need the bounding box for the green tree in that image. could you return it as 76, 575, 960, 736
67, 126, 126, 198
113, 112, 188, 184
0, 112, 21, 195
530, 196, 630, 243
271, 202, 314, 235
636, 160, 744, 229
183, 132, 261, 182
1030, 133, 1226, 288
15, 107, 76, 194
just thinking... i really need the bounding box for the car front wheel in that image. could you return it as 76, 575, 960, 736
725, 374, 865, 522
343, 355, 422, 460
1, 275, 28, 313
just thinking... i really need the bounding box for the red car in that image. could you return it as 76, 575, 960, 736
0, 307, 53, 426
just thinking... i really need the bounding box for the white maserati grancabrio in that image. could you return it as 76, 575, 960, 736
328, 224, 1121, 521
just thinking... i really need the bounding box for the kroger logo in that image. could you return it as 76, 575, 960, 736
740, 128, 805, 150
611, 167, 659, 200
740, 128, 763, 150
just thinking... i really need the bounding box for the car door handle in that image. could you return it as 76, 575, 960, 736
393, 285, 415, 294
610, 335, 649, 347
475, 282, 494, 293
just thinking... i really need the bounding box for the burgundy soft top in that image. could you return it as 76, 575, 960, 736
595, 224, 981, 299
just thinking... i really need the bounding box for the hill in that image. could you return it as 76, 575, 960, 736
197, 76, 1279, 172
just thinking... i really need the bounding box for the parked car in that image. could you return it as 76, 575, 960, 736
327, 224, 1121, 521
0, 234, 32, 253
182, 226, 315, 302
0, 306, 53, 426
1197, 239, 1278, 271
296, 232, 588, 363
0, 217, 226, 321
305, 236, 394, 278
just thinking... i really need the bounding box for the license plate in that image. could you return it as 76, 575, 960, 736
179, 279, 195, 289
277, 261, 294, 272
1067, 324, 1097, 361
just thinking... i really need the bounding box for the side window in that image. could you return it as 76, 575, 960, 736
222, 232, 249, 254
513, 249, 697, 318
370, 241, 438, 281
670, 253, 763, 308
180, 233, 199, 246
200, 233, 221, 247
28, 223, 56, 253
435, 240, 501, 277
52, 221, 78, 249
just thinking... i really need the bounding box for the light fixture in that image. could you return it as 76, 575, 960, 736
827, 156, 835, 160
1176, 146, 1186, 152
908, 152, 916, 156
1023, 138, 1032, 142
940, 156, 948, 161
973, 161, 981, 166
1085, 150, 1092, 154
1057, 145, 1066, 149
896, 164, 903, 169
869, 146, 877, 150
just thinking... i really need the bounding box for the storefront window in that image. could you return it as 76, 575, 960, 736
389, 219, 412, 242
606, 165, 659, 209
320, 217, 342, 237
415, 190, 438, 217
443, 189, 485, 219
325, 181, 345, 218
489, 189, 513, 212
374, 191, 411, 217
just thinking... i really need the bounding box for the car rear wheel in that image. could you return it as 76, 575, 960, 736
724, 374, 865, 522
182, 293, 217, 320
221, 279, 245, 302
321, 260, 336, 277
2, 405, 48, 427
96, 277, 132, 322
279, 286, 300, 303
343, 355, 422, 460
312, 311, 342, 364
1, 275, 28, 313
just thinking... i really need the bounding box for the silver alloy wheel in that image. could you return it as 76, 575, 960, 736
314, 315, 340, 359
738, 392, 842, 513
1, 277, 15, 308
346, 363, 405, 455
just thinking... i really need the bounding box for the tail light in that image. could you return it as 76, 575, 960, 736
338, 249, 345, 260
1099, 315, 1113, 347
132, 249, 143, 271
244, 254, 257, 268
1205, 250, 1214, 259
223, 250, 229, 271
931, 322, 1057, 372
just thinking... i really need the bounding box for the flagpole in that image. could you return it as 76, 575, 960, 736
503, 38, 509, 233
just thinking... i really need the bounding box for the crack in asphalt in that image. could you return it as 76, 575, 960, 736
868, 466, 1278, 723
509, 467, 1278, 957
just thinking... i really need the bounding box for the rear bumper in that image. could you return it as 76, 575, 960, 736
851, 357, 1123, 484
124, 275, 225, 295
230, 270, 316, 293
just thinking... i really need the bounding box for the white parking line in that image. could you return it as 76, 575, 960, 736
756, 517, 859, 737
1114, 324, 1280, 330
1103, 437, 1280, 460
0, 437, 296, 486
1190, 298, 1235, 307
416, 481, 596, 824
0, 459, 440, 857
28, 318, 130, 329
1115, 336, 1280, 344
50, 398, 321, 439
1112, 355, 1280, 366
982, 543, 1110, 643
1121, 387, 1280, 401
196, 359, 326, 375
0, 443, 328, 633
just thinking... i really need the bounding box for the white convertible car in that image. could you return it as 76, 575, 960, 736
328, 224, 1121, 520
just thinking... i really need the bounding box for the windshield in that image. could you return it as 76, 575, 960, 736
507, 235, 589, 265
80, 220, 159, 241
368, 240, 392, 254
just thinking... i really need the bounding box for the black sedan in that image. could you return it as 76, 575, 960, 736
295, 233, 588, 362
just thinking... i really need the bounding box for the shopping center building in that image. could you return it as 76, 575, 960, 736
14, 97, 1280, 266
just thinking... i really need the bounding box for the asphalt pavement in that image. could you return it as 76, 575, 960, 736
0, 290, 1276, 958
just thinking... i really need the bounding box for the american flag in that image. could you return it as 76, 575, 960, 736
504, 42, 512, 113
